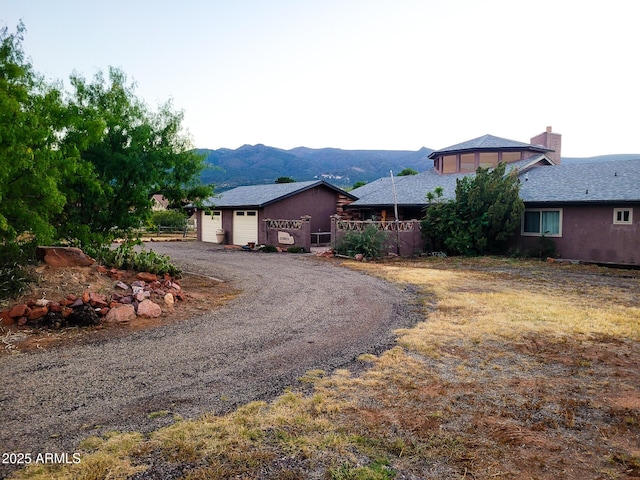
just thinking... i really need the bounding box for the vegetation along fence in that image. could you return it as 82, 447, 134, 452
331, 216, 424, 256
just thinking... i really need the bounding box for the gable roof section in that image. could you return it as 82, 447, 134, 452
428, 134, 552, 159
349, 168, 467, 207
520, 159, 640, 204
204, 180, 356, 208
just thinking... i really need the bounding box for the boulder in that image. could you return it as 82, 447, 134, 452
36, 246, 95, 268
137, 299, 162, 318
104, 304, 136, 323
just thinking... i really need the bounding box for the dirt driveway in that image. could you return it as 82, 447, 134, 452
0, 242, 421, 476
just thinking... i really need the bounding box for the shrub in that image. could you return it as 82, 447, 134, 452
335, 225, 388, 259
287, 246, 306, 254
91, 242, 182, 277
149, 210, 188, 231
0, 241, 37, 301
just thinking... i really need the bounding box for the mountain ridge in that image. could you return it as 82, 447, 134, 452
197, 145, 640, 190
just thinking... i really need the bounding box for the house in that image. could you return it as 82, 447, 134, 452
347, 127, 640, 266
515, 159, 640, 265
198, 180, 356, 249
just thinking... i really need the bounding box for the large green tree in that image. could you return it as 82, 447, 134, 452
0, 23, 71, 246
57, 67, 213, 245
421, 162, 524, 255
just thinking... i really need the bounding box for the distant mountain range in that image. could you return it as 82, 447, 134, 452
197, 145, 640, 190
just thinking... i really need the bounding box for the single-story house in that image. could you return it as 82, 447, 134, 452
198, 180, 356, 249
347, 127, 640, 266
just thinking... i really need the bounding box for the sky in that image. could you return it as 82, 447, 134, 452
1, 0, 638, 157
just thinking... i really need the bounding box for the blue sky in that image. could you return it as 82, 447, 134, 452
1, 0, 638, 157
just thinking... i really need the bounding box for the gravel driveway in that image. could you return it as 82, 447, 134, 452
0, 242, 421, 477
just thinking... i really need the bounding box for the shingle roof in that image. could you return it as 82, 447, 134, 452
349, 169, 466, 207
520, 159, 640, 203
428, 134, 552, 159
203, 180, 355, 208
350, 158, 640, 208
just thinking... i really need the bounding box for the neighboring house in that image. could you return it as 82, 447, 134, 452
151, 194, 170, 211
198, 180, 356, 248
347, 127, 640, 266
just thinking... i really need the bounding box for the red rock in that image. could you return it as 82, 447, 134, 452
62, 307, 73, 318
59, 298, 73, 307
66, 294, 78, 302
49, 303, 63, 313
8, 304, 30, 318
89, 293, 108, 308
17, 317, 28, 326
95, 265, 108, 274
82, 291, 90, 304
136, 299, 162, 318
96, 307, 109, 317
36, 246, 95, 268
104, 304, 136, 323
27, 306, 49, 321
136, 272, 158, 282
0, 310, 14, 326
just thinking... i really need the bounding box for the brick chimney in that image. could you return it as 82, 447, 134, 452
531, 126, 562, 165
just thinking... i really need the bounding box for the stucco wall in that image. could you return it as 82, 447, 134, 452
262, 186, 339, 234
513, 204, 640, 265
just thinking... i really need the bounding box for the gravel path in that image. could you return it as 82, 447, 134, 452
0, 242, 421, 477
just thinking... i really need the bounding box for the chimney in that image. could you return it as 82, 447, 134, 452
531, 126, 562, 165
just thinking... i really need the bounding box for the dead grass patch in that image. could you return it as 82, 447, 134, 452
11, 257, 640, 479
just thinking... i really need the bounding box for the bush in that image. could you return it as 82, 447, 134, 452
0, 242, 37, 301
335, 226, 388, 259
91, 242, 182, 277
287, 246, 306, 253
149, 210, 188, 231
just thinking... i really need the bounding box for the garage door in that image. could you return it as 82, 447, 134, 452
201, 210, 222, 243
233, 210, 258, 245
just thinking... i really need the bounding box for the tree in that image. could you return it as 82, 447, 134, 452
421, 162, 524, 255
397, 168, 418, 176
57, 67, 213, 246
275, 176, 295, 183
0, 23, 71, 247
351, 181, 367, 189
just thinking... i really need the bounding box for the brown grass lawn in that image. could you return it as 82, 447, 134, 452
12, 257, 640, 480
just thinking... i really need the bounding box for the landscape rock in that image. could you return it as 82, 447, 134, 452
8, 304, 30, 318
136, 299, 162, 318
104, 304, 136, 323
136, 272, 158, 282
164, 293, 174, 308
36, 246, 95, 268
27, 306, 49, 321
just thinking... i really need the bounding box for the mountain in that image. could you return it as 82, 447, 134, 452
197, 145, 435, 190
197, 145, 640, 190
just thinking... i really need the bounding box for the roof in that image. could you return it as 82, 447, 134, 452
349, 169, 466, 207
520, 159, 640, 204
350, 158, 640, 208
203, 180, 356, 208
428, 134, 552, 159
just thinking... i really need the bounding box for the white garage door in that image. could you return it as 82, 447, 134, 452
233, 210, 258, 245
201, 210, 222, 243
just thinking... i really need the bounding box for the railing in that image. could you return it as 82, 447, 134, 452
264, 219, 306, 230
335, 219, 416, 232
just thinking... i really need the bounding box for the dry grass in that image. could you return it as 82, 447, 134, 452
11, 257, 640, 479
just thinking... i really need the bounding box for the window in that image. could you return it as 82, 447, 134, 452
442, 155, 457, 173
522, 209, 562, 237
460, 153, 475, 172
613, 208, 633, 225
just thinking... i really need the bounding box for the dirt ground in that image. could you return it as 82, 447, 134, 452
1, 264, 236, 355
